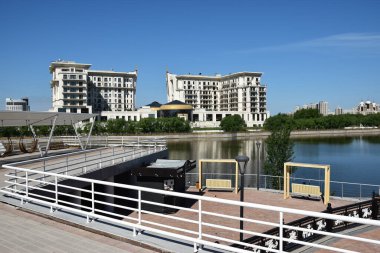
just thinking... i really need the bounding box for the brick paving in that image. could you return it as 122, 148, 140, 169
126, 188, 355, 244
0, 202, 156, 253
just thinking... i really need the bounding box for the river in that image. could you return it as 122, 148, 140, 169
167, 136, 380, 197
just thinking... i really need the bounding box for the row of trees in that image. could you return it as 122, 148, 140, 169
0, 117, 191, 137
264, 108, 380, 131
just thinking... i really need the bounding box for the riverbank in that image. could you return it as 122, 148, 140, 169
162, 128, 380, 140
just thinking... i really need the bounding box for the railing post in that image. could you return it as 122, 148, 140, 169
25, 171, 29, 198
112, 146, 115, 165
341, 184, 344, 198
66, 155, 69, 175
43, 158, 46, 182
99, 150, 102, 168
134, 189, 141, 237
360, 184, 362, 200
14, 170, 17, 192
91, 182, 95, 214
84, 153, 87, 173
197, 199, 202, 251
279, 212, 283, 252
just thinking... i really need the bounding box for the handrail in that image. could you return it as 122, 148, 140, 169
2, 164, 380, 253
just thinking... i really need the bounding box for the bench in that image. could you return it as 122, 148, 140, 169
291, 183, 322, 199
206, 179, 233, 191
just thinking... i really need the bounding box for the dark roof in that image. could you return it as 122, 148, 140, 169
146, 101, 162, 107
164, 100, 188, 106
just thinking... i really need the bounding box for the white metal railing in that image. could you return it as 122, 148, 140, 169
2, 166, 380, 252
186, 173, 380, 200
5, 144, 167, 188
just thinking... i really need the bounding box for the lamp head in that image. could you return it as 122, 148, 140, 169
235, 155, 249, 174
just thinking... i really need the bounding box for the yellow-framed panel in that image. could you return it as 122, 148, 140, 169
198, 159, 239, 194
283, 162, 330, 205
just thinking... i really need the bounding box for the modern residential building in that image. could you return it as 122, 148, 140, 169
335, 107, 343, 115
295, 101, 329, 115
357, 101, 379, 115
49, 60, 137, 120
166, 71, 268, 127
318, 101, 328, 116
5, 97, 30, 111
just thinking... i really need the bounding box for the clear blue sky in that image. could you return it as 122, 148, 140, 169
1, 0, 380, 114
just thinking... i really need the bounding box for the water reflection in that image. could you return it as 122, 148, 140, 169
167, 136, 380, 185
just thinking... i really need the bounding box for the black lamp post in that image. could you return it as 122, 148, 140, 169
255, 140, 262, 191
235, 155, 249, 242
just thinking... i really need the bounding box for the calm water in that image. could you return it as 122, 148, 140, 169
167, 136, 380, 186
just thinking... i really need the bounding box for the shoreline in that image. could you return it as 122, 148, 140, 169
161, 128, 380, 140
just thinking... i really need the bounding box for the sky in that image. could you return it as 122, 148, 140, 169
0, 0, 380, 114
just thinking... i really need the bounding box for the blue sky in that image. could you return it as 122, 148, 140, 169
1, 0, 380, 114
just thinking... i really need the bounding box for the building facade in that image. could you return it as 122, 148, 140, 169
5, 97, 30, 111
357, 101, 379, 115
49, 60, 137, 119
166, 72, 268, 127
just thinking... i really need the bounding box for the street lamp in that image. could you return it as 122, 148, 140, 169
255, 140, 262, 191
235, 155, 249, 242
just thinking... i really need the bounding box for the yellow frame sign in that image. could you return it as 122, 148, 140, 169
283, 162, 330, 205
198, 159, 239, 194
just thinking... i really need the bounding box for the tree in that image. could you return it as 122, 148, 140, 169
220, 115, 246, 132
264, 127, 294, 184
293, 108, 321, 120
263, 113, 295, 131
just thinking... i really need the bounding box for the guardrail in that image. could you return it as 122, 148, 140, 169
1, 166, 380, 252
186, 173, 380, 200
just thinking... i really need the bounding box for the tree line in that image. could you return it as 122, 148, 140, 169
263, 108, 380, 131
0, 117, 191, 137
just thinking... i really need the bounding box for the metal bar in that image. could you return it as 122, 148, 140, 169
29, 124, 43, 157
84, 117, 95, 150
72, 122, 84, 150
44, 115, 58, 156
279, 212, 283, 252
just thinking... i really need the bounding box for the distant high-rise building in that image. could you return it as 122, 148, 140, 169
5, 97, 30, 111
318, 101, 328, 116
335, 107, 343, 115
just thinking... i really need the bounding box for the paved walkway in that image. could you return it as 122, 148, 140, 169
0, 203, 155, 253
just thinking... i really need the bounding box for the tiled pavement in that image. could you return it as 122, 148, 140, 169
0, 202, 156, 253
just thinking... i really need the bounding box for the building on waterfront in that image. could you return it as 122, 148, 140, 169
5, 97, 30, 111
49, 60, 137, 119
357, 101, 379, 115
166, 71, 268, 127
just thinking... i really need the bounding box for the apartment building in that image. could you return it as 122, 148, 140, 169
5, 97, 30, 111
166, 71, 268, 127
49, 60, 137, 119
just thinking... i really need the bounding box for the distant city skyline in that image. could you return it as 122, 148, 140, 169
1, 0, 380, 114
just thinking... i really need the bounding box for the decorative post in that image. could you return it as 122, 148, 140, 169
235, 155, 249, 242
255, 140, 262, 190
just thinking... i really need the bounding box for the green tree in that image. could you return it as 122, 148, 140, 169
264, 128, 294, 188
106, 119, 127, 134
263, 113, 294, 131
220, 115, 246, 132
293, 108, 321, 120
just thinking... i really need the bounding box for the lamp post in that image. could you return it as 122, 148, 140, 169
235, 155, 249, 242
255, 140, 262, 191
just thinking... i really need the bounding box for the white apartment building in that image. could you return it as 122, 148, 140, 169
5, 97, 30, 111
166, 72, 268, 127
49, 60, 137, 120
357, 101, 379, 115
